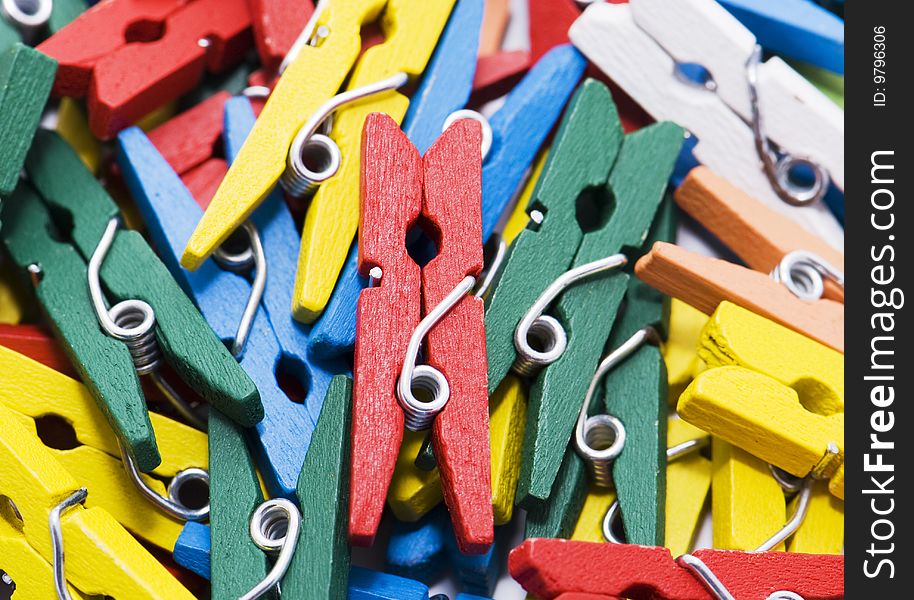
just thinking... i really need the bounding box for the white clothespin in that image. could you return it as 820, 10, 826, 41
569, 0, 843, 247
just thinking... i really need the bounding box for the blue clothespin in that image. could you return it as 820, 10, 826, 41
716, 0, 844, 73
117, 99, 346, 498
387, 508, 500, 597
309, 41, 585, 359
173, 524, 431, 600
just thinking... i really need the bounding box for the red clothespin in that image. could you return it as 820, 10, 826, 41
509, 539, 844, 600
247, 0, 313, 71
351, 113, 492, 555
38, 0, 251, 139
470, 50, 531, 106
147, 91, 230, 178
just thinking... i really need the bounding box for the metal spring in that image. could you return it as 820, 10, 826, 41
512, 254, 628, 377
2, 0, 52, 42
241, 499, 302, 600
579, 414, 625, 487
746, 44, 829, 207
771, 250, 844, 301
397, 276, 475, 431
107, 300, 161, 375
279, 72, 408, 199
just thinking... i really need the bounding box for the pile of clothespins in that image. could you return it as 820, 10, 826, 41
0, 0, 845, 598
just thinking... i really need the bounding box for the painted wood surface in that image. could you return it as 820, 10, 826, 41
247, 0, 313, 70
0, 43, 56, 195
38, 0, 251, 138
679, 366, 844, 498
635, 242, 844, 352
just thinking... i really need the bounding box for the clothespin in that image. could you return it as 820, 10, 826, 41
679, 366, 844, 499
37, 0, 252, 138
675, 166, 844, 302
309, 41, 581, 361
387, 507, 500, 597
0, 344, 207, 552
0, 43, 56, 195
570, 0, 844, 240
698, 301, 843, 413
663, 300, 708, 403
180, 0, 456, 320
528, 0, 582, 62
0, 401, 197, 599
248, 0, 313, 71
717, 0, 844, 73
787, 480, 844, 554
483, 77, 683, 512
635, 242, 844, 352
352, 114, 491, 553
0, 131, 261, 473
470, 49, 531, 106
664, 418, 711, 555
117, 97, 347, 496
509, 538, 844, 600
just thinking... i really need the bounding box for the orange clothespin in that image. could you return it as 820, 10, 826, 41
635, 242, 843, 352
37, 0, 252, 139
351, 114, 492, 554
675, 167, 844, 302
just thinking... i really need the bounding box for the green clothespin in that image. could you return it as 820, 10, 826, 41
511, 100, 684, 511
0, 43, 55, 196
599, 196, 675, 544
285, 375, 353, 599
0, 129, 262, 471
209, 409, 268, 598
525, 195, 677, 545
484, 79, 624, 396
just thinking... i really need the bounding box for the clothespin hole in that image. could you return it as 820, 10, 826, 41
791, 377, 843, 417
275, 358, 309, 405
405, 221, 438, 268
0, 495, 23, 531
673, 62, 716, 91
576, 185, 615, 234
34, 415, 80, 451
123, 18, 166, 44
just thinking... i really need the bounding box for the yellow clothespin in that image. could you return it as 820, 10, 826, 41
787, 479, 843, 554
182, 0, 455, 324
55, 98, 101, 175
664, 418, 711, 555
679, 366, 844, 499
698, 300, 843, 414
0, 515, 88, 600
712, 439, 786, 551
0, 345, 207, 550
662, 299, 708, 404
0, 402, 195, 599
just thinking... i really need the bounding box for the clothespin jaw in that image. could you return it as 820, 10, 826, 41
698, 301, 844, 414
352, 113, 492, 554
0, 43, 57, 196
634, 241, 844, 352
248, 0, 313, 71
679, 366, 844, 499
0, 402, 196, 599
509, 538, 845, 600
674, 167, 844, 303
37, 0, 253, 139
